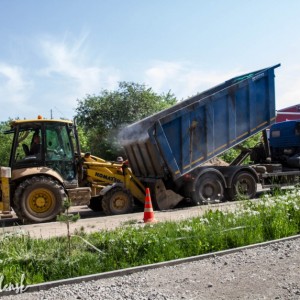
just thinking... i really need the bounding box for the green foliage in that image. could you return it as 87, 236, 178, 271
75, 81, 177, 160
57, 200, 81, 225
1, 189, 299, 285
75, 125, 89, 153
57, 199, 80, 256
0, 121, 12, 166
220, 133, 261, 164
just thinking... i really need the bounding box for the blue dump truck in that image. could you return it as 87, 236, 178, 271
120, 64, 300, 209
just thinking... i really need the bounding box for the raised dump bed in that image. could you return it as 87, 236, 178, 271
120, 64, 280, 184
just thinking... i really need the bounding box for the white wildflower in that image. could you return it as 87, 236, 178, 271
181, 226, 193, 232
199, 217, 209, 225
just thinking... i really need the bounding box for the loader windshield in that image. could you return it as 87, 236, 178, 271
44, 123, 76, 181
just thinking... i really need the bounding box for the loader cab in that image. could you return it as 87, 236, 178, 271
7, 118, 79, 184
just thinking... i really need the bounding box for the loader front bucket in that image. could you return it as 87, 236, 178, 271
149, 179, 183, 210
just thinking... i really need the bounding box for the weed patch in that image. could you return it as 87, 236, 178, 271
0, 189, 299, 286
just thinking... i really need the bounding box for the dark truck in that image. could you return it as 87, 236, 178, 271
119, 64, 298, 209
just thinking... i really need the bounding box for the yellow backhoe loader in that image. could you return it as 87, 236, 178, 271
0, 117, 146, 223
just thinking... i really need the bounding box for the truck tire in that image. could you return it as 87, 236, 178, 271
13, 176, 66, 223
193, 173, 224, 205
88, 196, 103, 212
227, 171, 257, 201
102, 186, 134, 215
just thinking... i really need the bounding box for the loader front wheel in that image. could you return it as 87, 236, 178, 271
102, 187, 134, 215
13, 176, 66, 223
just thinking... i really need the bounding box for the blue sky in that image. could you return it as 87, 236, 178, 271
0, 0, 299, 121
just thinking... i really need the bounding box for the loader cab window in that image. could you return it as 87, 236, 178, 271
13, 127, 43, 165
45, 126, 73, 160
44, 124, 76, 181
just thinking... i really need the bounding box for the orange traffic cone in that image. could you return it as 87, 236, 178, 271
143, 188, 157, 223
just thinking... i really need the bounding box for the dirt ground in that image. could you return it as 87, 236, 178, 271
1, 200, 242, 239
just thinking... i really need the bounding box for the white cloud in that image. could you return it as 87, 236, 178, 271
144, 61, 240, 99
2, 33, 298, 122
144, 61, 300, 112
39, 34, 120, 103
0, 63, 33, 104
275, 65, 300, 110
0, 33, 122, 121
0, 63, 34, 119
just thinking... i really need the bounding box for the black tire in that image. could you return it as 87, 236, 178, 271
88, 196, 103, 212
102, 186, 134, 215
227, 171, 257, 201
192, 173, 224, 205
13, 176, 66, 223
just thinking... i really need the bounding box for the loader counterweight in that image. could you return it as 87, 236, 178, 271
0, 167, 13, 219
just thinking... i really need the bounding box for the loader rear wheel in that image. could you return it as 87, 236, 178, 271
227, 171, 257, 201
193, 173, 224, 205
13, 176, 66, 223
102, 187, 134, 215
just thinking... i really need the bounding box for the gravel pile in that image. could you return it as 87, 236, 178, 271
2, 236, 300, 300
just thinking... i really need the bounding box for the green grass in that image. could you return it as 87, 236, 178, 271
1, 189, 300, 286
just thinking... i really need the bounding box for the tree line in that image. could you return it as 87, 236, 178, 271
0, 82, 177, 165
0, 81, 260, 167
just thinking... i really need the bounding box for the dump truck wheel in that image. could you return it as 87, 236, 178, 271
227, 171, 257, 200
102, 187, 134, 215
193, 173, 224, 205
13, 176, 66, 223
88, 196, 103, 212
